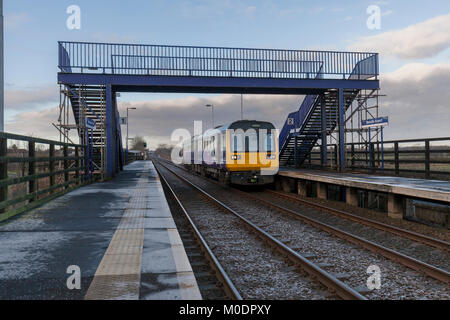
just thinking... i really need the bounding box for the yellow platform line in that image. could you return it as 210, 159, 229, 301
85, 178, 147, 300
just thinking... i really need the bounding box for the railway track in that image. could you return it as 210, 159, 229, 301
156, 159, 449, 299
155, 160, 367, 300
240, 190, 450, 284
156, 164, 242, 300
266, 189, 450, 253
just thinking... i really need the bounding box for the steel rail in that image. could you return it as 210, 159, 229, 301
267, 190, 450, 253
159, 159, 450, 285
239, 191, 450, 284
154, 163, 242, 300
156, 160, 367, 300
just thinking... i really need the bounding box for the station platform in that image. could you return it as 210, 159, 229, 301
277, 168, 450, 221
0, 161, 201, 300
278, 168, 450, 203
279, 168, 450, 202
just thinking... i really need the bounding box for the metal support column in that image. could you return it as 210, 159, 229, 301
105, 85, 115, 178
320, 95, 328, 166
338, 88, 346, 172
294, 134, 298, 168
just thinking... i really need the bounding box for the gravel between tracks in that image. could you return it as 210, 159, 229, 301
300, 195, 450, 242
254, 191, 450, 272
164, 163, 450, 300
157, 164, 332, 300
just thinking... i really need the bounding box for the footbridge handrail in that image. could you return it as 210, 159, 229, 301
58, 41, 379, 80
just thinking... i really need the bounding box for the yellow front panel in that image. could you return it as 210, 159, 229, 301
225, 131, 279, 172
226, 152, 279, 172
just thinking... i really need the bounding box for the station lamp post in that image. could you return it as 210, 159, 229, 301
205, 104, 215, 128
240, 94, 244, 120
126, 107, 137, 162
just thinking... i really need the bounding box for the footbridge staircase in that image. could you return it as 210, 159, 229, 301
279, 56, 379, 168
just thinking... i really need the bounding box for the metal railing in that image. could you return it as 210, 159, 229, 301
0, 132, 90, 222
58, 41, 379, 79
305, 137, 450, 180
278, 66, 324, 151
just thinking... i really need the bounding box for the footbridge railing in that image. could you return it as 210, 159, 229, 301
58, 41, 379, 80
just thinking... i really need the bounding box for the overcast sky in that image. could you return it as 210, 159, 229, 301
3, 1, 450, 149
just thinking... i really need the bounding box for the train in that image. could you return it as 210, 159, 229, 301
182, 120, 279, 186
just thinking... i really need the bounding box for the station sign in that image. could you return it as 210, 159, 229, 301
362, 117, 389, 128
85, 118, 97, 130
120, 117, 128, 125
287, 118, 295, 126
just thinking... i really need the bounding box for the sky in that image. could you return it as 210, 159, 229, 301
3, 0, 450, 149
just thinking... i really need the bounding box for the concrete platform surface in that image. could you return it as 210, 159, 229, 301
279, 168, 450, 203
0, 161, 201, 300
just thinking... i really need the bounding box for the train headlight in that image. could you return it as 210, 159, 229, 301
231, 155, 241, 161
266, 154, 276, 160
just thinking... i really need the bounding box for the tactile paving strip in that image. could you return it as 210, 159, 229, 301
85, 177, 147, 300
85, 161, 201, 300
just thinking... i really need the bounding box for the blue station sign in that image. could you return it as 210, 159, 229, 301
85, 118, 97, 130
362, 117, 389, 128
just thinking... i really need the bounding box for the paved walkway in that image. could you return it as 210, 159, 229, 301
0, 161, 201, 300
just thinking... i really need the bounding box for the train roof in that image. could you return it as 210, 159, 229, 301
218, 120, 276, 131
188, 120, 277, 141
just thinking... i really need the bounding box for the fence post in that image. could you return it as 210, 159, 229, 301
64, 145, 69, 189
0, 137, 8, 214
394, 142, 400, 175
425, 140, 430, 179
49, 144, 55, 189
29, 141, 36, 203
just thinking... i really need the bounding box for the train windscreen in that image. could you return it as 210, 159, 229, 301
229, 121, 277, 153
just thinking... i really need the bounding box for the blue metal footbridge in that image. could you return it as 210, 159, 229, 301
57, 41, 379, 177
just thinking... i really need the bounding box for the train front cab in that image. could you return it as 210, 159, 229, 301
225, 124, 279, 186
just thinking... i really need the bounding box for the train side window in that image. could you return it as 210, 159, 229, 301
266, 132, 275, 152
222, 134, 226, 152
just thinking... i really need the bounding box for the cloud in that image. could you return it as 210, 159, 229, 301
379, 63, 450, 139
5, 106, 66, 141
6, 64, 450, 149
349, 14, 450, 59
5, 93, 302, 149
117, 94, 301, 149
5, 85, 59, 110
4, 13, 31, 30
